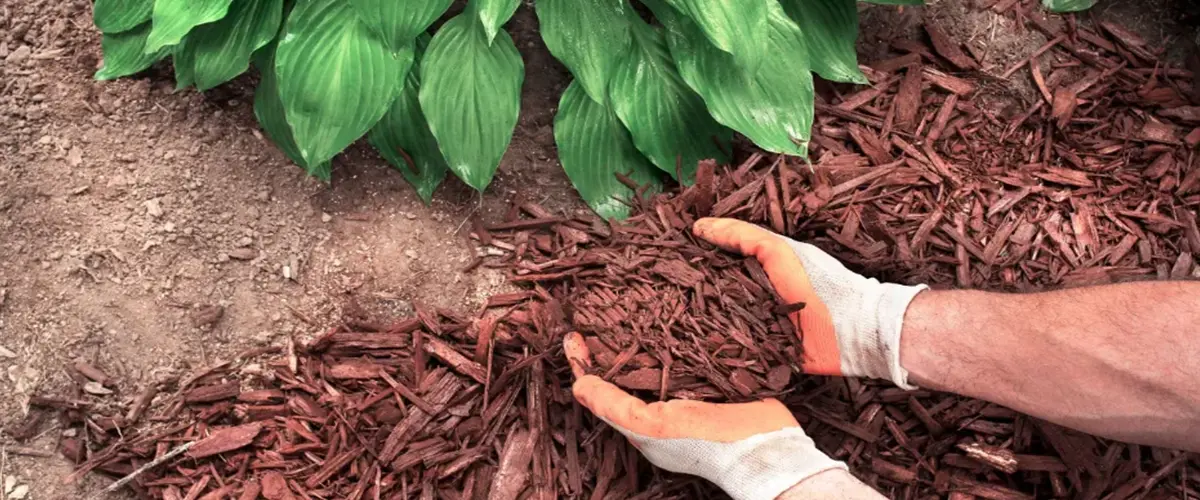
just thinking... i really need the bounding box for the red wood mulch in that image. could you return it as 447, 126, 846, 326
24, 2, 1200, 499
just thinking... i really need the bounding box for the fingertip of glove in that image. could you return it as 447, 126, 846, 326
563, 332, 591, 379
693, 217, 745, 242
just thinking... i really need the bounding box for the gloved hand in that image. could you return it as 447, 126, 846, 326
564, 333, 847, 500
693, 218, 927, 389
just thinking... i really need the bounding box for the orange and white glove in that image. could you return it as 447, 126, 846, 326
693, 218, 927, 390
565, 333, 846, 500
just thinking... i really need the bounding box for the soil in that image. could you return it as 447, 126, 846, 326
0, 0, 1190, 498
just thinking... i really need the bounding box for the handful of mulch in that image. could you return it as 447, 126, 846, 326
494, 159, 807, 403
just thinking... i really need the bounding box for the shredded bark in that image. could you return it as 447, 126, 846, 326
49, 5, 1200, 499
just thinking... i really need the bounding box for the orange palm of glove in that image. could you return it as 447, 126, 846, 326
568, 363, 800, 443
692, 217, 843, 376
565, 333, 847, 500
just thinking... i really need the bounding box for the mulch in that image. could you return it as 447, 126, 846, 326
18, 2, 1200, 499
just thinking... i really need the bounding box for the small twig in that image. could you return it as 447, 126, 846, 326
88, 441, 195, 499
6, 446, 52, 458
451, 202, 482, 236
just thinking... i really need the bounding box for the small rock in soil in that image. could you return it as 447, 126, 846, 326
5, 45, 30, 64
67, 147, 82, 167
82, 381, 112, 396
228, 248, 256, 261
144, 198, 164, 218
191, 305, 224, 329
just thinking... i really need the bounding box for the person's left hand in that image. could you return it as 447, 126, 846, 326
564, 332, 846, 500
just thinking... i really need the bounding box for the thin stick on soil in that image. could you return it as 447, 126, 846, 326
87, 441, 195, 500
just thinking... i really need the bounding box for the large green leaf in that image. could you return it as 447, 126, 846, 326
536, 0, 630, 104
779, 0, 866, 84
93, 0, 153, 34
419, 14, 523, 191
276, 0, 408, 166
369, 36, 448, 203
351, 0, 453, 53
662, 0, 769, 71
145, 0, 235, 54
1042, 0, 1095, 12
96, 22, 172, 80
556, 81, 661, 220
253, 45, 331, 180
662, 2, 812, 156
608, 16, 729, 184
173, 38, 197, 89
176, 0, 283, 91
473, 0, 521, 43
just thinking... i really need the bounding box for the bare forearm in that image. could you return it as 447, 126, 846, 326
901, 282, 1200, 450
777, 469, 885, 500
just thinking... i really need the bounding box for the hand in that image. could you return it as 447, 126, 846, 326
692, 218, 927, 389
564, 333, 847, 500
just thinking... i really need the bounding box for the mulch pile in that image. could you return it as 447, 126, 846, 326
20, 2, 1200, 499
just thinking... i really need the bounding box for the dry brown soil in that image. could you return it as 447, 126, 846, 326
0, 0, 1188, 498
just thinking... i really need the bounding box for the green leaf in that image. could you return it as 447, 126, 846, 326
662, 2, 812, 156
419, 14, 523, 191
253, 44, 331, 180
368, 36, 448, 203
473, 0, 521, 43
536, 0, 630, 104
145, 0, 235, 54
779, 0, 866, 84
555, 81, 661, 220
608, 17, 729, 184
173, 38, 197, 90
93, 0, 153, 34
96, 22, 172, 80
1041, 0, 1095, 12
175, 0, 283, 91
276, 0, 408, 166
351, 0, 453, 53
662, 0, 769, 71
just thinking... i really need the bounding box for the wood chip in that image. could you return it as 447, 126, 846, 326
187, 423, 263, 459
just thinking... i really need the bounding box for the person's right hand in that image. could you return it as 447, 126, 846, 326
692, 218, 927, 389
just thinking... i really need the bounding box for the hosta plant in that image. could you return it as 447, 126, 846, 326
93, 0, 920, 219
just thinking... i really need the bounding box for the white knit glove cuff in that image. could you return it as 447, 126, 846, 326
851, 282, 927, 390
610, 423, 847, 500
782, 239, 927, 390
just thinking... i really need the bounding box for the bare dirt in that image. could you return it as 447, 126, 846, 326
0, 0, 1191, 498
0, 1, 581, 496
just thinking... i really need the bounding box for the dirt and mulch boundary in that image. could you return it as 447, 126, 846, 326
13, 2, 1200, 499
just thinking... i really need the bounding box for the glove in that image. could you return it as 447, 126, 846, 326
564, 333, 847, 500
692, 218, 927, 389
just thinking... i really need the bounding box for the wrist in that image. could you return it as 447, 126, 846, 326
875, 282, 927, 389
838, 280, 926, 389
